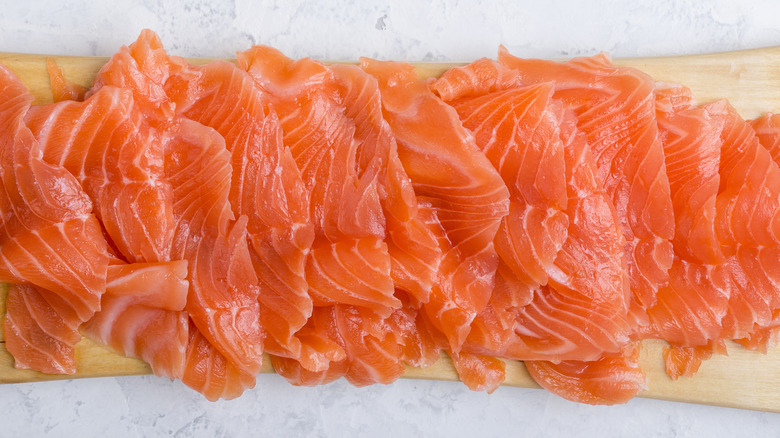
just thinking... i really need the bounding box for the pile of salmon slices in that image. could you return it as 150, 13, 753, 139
1, 30, 778, 404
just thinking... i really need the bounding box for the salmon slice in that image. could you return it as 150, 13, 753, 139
81, 261, 189, 379
361, 58, 510, 352
646, 93, 780, 376
521, 113, 640, 400
328, 64, 442, 304
3, 283, 82, 374
433, 63, 634, 401
26, 85, 175, 264
46, 58, 87, 103
88, 31, 264, 396
164, 60, 320, 370
239, 47, 416, 384
498, 48, 675, 328
240, 47, 400, 315
525, 344, 645, 405
0, 66, 109, 309
88, 29, 189, 120
272, 304, 409, 387
182, 320, 257, 401
165, 119, 264, 378
269, 307, 350, 386
663, 341, 727, 380
385, 291, 443, 368
643, 94, 730, 354
0, 66, 109, 374
449, 351, 506, 393
447, 82, 569, 293
654, 88, 724, 265
433, 68, 629, 360
713, 102, 780, 253
432, 58, 523, 102
708, 101, 780, 347
751, 113, 780, 165
642, 92, 731, 375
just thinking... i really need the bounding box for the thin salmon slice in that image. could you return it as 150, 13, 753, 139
329, 64, 442, 304
525, 344, 645, 405
88, 29, 189, 120
646, 92, 780, 377
89, 31, 265, 397
751, 113, 780, 165
433, 62, 634, 401
498, 48, 675, 328
643, 93, 730, 358
165, 60, 321, 370
361, 58, 510, 352
239, 47, 413, 385
240, 47, 400, 315
449, 351, 506, 393
434, 65, 629, 360
26, 85, 175, 264
523, 109, 639, 403
81, 261, 189, 379
165, 119, 264, 377
181, 320, 257, 401
274, 303, 416, 387
0, 66, 109, 374
0, 66, 109, 320
709, 101, 780, 348
46, 58, 87, 103
269, 307, 350, 387
450, 83, 570, 292
3, 283, 82, 374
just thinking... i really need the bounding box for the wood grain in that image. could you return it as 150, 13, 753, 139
1, 47, 779, 411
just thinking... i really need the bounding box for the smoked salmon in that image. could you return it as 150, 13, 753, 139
751, 113, 780, 165
497, 49, 675, 328
239, 47, 409, 385
2, 30, 780, 406
362, 58, 510, 353
432, 59, 635, 403
0, 65, 109, 374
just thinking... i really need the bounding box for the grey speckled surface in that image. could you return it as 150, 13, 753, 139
2, 1, 780, 436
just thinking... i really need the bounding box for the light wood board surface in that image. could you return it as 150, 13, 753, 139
1, 47, 779, 412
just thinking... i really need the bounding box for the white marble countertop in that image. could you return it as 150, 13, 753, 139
2, 1, 780, 436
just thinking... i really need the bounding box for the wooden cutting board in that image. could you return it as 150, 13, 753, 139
1, 47, 780, 412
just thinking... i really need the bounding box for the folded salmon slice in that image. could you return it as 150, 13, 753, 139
0, 66, 109, 319
239, 47, 424, 385
3, 283, 82, 374
164, 59, 321, 370
88, 31, 265, 398
165, 119, 264, 377
751, 113, 780, 165
88, 29, 189, 120
240, 47, 399, 312
450, 83, 629, 358
26, 85, 175, 264
0, 66, 109, 374
46, 58, 87, 103
181, 320, 257, 401
81, 261, 189, 379
646, 90, 780, 377
432, 59, 635, 403
710, 101, 780, 349
451, 83, 570, 291
525, 344, 645, 405
362, 58, 510, 353
329, 64, 442, 305
497, 49, 675, 328
643, 92, 730, 359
